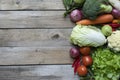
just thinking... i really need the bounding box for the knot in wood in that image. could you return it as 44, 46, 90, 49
51, 34, 60, 40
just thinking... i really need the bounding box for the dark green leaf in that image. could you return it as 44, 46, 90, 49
82, 0, 106, 20
62, 0, 84, 16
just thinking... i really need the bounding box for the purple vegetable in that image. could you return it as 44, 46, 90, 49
70, 47, 80, 58
112, 9, 120, 18
70, 9, 82, 22
109, 23, 120, 28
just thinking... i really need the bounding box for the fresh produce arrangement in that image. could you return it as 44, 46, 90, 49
62, 0, 120, 80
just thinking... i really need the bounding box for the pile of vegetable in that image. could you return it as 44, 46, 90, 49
62, 0, 120, 80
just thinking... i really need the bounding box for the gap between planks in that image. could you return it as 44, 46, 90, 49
0, 29, 72, 47
0, 47, 74, 65
0, 0, 65, 10
0, 65, 79, 80
0, 11, 74, 29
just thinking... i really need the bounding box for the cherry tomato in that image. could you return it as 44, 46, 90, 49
79, 47, 91, 55
77, 65, 87, 76
82, 56, 93, 66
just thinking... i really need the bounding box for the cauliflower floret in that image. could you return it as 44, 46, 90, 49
107, 30, 120, 52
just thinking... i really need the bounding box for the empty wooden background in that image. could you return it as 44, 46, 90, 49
0, 0, 79, 80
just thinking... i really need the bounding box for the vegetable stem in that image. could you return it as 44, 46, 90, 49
64, 7, 77, 17
88, 68, 94, 76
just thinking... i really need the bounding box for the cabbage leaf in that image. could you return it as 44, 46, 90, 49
70, 25, 106, 47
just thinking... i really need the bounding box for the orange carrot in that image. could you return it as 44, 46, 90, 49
76, 14, 114, 25
112, 19, 120, 23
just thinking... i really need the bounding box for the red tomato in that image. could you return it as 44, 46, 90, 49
77, 65, 87, 76
79, 47, 91, 55
82, 56, 93, 66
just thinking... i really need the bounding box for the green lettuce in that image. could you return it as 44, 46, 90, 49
92, 48, 120, 80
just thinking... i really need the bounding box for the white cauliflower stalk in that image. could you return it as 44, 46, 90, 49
107, 30, 120, 52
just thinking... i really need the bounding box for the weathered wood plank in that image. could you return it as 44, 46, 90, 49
0, 65, 79, 80
0, 0, 64, 10
0, 47, 73, 65
0, 29, 72, 47
0, 11, 74, 28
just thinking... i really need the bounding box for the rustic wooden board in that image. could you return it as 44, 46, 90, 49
0, 11, 74, 28
0, 0, 80, 80
0, 47, 73, 65
0, 65, 79, 80
0, 29, 72, 47
0, 0, 64, 10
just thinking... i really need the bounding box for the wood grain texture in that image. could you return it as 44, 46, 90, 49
0, 29, 72, 47
0, 0, 80, 80
0, 65, 79, 80
0, 47, 73, 65
0, 11, 74, 28
0, 0, 64, 10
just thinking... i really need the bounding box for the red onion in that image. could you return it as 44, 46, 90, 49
70, 9, 82, 22
112, 9, 120, 18
109, 23, 120, 28
70, 47, 80, 58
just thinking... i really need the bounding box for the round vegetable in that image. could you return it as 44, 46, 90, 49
77, 65, 87, 76
107, 30, 120, 52
70, 9, 82, 22
112, 9, 120, 19
79, 47, 91, 55
70, 47, 80, 58
101, 25, 112, 36
82, 56, 93, 66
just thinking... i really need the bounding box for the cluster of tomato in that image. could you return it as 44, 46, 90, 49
70, 46, 93, 76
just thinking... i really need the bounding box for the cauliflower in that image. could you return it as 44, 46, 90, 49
107, 30, 120, 52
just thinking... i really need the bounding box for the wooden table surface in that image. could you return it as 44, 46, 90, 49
0, 0, 79, 80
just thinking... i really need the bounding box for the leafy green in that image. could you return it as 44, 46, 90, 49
82, 0, 112, 20
74, 0, 85, 4
62, 0, 75, 17
92, 47, 120, 80
62, 0, 85, 17
70, 25, 106, 47
63, 0, 73, 11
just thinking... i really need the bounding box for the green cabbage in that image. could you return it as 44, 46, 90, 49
70, 25, 106, 47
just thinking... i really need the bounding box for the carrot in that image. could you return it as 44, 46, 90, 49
112, 19, 120, 23
76, 14, 114, 25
